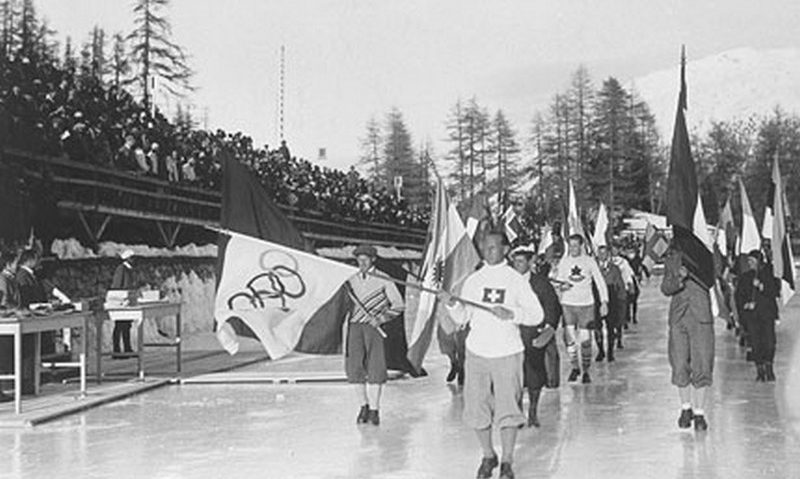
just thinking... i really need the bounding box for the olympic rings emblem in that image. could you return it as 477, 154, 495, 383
227, 249, 307, 311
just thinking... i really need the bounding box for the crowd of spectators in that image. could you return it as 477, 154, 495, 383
1, 52, 429, 229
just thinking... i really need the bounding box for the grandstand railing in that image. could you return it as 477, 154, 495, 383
1, 148, 427, 249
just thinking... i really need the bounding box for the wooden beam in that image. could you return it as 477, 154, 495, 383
60, 201, 425, 250
76, 210, 95, 245
95, 214, 112, 241
169, 224, 182, 248
155, 221, 170, 248
59, 201, 214, 228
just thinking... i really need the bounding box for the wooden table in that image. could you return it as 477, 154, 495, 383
97, 301, 182, 382
0, 310, 92, 414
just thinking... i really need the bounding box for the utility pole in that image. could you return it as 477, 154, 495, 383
279, 45, 285, 142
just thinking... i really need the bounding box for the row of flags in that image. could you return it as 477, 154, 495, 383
212, 152, 482, 375
211, 48, 794, 373
504, 178, 609, 255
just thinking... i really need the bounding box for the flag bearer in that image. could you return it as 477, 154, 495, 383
661, 244, 714, 431
734, 250, 779, 382
346, 245, 404, 426
439, 232, 543, 479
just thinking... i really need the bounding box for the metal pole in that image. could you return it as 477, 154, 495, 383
14, 327, 21, 414
96, 313, 103, 384
176, 310, 182, 375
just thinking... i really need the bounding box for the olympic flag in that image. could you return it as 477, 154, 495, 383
214, 231, 356, 358
214, 152, 357, 358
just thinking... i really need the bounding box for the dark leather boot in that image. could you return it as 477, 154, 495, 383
766, 363, 776, 382
446, 361, 459, 383
527, 388, 541, 428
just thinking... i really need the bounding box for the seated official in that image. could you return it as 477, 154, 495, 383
0, 248, 38, 396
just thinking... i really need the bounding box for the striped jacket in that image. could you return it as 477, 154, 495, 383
346, 268, 404, 324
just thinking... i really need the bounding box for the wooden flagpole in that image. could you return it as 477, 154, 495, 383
366, 271, 497, 314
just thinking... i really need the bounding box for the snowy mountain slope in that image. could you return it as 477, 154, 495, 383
635, 48, 800, 138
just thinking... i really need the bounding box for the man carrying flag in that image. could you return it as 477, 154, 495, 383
214, 152, 412, 377
438, 231, 543, 479
662, 47, 715, 432
345, 245, 404, 426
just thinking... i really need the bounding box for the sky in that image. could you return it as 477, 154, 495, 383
36, 0, 800, 172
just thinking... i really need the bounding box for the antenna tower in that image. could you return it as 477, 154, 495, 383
279, 45, 286, 141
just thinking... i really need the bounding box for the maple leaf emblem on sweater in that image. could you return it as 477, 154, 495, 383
569, 265, 586, 282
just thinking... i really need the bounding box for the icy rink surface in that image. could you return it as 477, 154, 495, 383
1, 284, 799, 479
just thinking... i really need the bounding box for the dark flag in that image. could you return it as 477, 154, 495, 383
767, 155, 796, 305
373, 257, 420, 375
665, 48, 714, 289
215, 151, 307, 348
214, 152, 420, 374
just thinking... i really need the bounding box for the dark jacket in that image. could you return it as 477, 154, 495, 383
0, 270, 20, 309
661, 249, 713, 325
16, 266, 47, 308
111, 263, 137, 290
735, 267, 779, 322
529, 271, 562, 329
599, 260, 627, 323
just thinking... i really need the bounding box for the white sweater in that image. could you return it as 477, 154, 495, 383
447, 263, 543, 358
552, 254, 608, 306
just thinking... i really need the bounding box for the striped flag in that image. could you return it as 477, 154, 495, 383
642, 222, 669, 271
405, 178, 480, 374
592, 202, 609, 250
718, 196, 736, 257
768, 156, 796, 306
458, 192, 492, 240
502, 205, 524, 243
538, 225, 553, 256
567, 179, 585, 239
739, 179, 761, 255
665, 48, 714, 289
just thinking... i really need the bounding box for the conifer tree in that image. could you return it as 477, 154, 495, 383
446, 100, 468, 200
0, 1, 14, 61
384, 108, 424, 205
127, 0, 194, 112
110, 32, 132, 89
359, 116, 384, 182
488, 109, 520, 208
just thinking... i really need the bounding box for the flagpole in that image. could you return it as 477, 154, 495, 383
344, 282, 388, 338
367, 271, 498, 314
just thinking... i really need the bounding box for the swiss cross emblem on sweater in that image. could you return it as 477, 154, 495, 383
569, 265, 586, 282
482, 288, 506, 304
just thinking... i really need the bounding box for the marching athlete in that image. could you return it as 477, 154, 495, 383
552, 235, 608, 383
345, 245, 404, 426
439, 232, 543, 479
